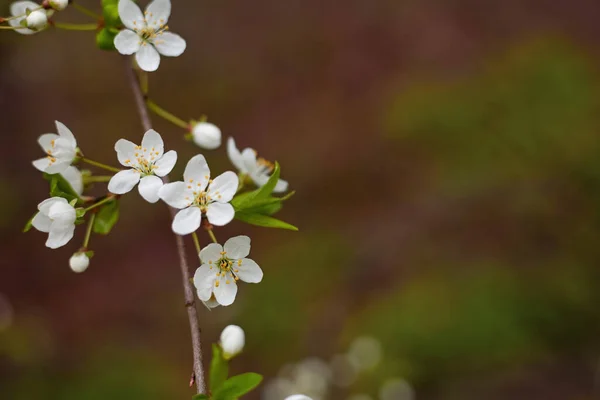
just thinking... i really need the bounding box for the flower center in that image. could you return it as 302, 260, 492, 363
257, 157, 274, 172
209, 252, 242, 287
124, 145, 160, 175
133, 14, 169, 43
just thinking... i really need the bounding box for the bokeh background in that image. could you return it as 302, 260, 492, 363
2, 0, 600, 399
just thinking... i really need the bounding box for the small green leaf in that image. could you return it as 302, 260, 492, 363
44, 173, 81, 203
210, 344, 229, 392
96, 28, 117, 51
85, 250, 95, 258
235, 212, 298, 231
23, 213, 36, 233
76, 208, 86, 218
213, 373, 263, 400
233, 163, 281, 209
93, 199, 119, 234
191, 395, 209, 400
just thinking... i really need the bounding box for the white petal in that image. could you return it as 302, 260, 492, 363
55, 121, 76, 147
114, 138, 138, 167
172, 207, 201, 235
135, 43, 161, 72
40, 159, 71, 174
183, 154, 210, 190
192, 122, 221, 150
114, 29, 141, 55
236, 258, 263, 283
206, 202, 235, 226
193, 264, 217, 301
48, 201, 76, 223
284, 396, 313, 400
203, 297, 220, 309
9, 1, 38, 34
37, 133, 59, 153
60, 166, 83, 195
38, 197, 67, 215
199, 242, 224, 264
227, 137, 246, 172
51, 137, 76, 163
154, 150, 177, 177
252, 171, 288, 193
145, 0, 171, 27
118, 0, 145, 30
208, 171, 238, 203
32, 157, 52, 172
214, 273, 237, 306
224, 235, 251, 259
158, 181, 192, 208
141, 129, 164, 160
31, 212, 52, 233
138, 175, 163, 203
154, 32, 186, 57
46, 221, 75, 249
273, 178, 289, 193
241, 148, 259, 173
108, 169, 140, 194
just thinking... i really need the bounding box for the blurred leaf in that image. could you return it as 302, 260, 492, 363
233, 163, 281, 209
96, 28, 117, 51
213, 373, 262, 400
192, 395, 209, 400
235, 212, 298, 231
23, 213, 35, 232
93, 199, 119, 234
210, 344, 228, 392
44, 173, 81, 204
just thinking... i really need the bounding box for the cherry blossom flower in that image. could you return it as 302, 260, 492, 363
193, 236, 263, 306
158, 154, 238, 235
108, 129, 177, 203
191, 122, 221, 150
32, 121, 77, 174
31, 197, 76, 249
60, 166, 83, 196
8, 1, 52, 34
69, 252, 89, 273
220, 325, 245, 359
114, 0, 186, 72
48, 0, 68, 11
227, 137, 288, 193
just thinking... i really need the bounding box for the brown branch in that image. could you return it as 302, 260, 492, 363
123, 56, 207, 395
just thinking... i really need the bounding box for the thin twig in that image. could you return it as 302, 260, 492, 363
122, 56, 207, 395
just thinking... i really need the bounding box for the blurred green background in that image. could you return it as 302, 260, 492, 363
2, 0, 600, 399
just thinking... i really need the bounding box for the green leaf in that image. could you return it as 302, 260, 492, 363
96, 28, 117, 51
210, 344, 229, 392
85, 250, 95, 258
233, 163, 281, 209
191, 395, 209, 400
23, 213, 36, 233
213, 373, 263, 400
101, 0, 121, 26
93, 199, 119, 234
234, 212, 298, 231
44, 173, 81, 203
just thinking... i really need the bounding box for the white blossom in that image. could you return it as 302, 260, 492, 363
31, 197, 76, 249
32, 121, 77, 174
48, 0, 68, 11
193, 236, 262, 306
191, 122, 221, 150
69, 252, 89, 273
227, 137, 288, 193
219, 324, 245, 359
60, 166, 83, 196
108, 129, 177, 203
8, 1, 52, 34
284, 396, 313, 400
114, 0, 186, 72
158, 154, 238, 235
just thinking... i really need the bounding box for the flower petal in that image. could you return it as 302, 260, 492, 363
199, 242, 224, 264
241, 148, 258, 172
192, 122, 221, 150
154, 150, 177, 177
138, 175, 163, 203
55, 121, 76, 147
9, 1, 38, 34
38, 133, 59, 153
38, 197, 67, 215
208, 171, 238, 203
158, 181, 192, 208
224, 235, 251, 259
135, 43, 161, 72
251, 171, 289, 193
42, 159, 71, 174
203, 297, 220, 309
236, 258, 263, 283
46, 221, 75, 249
183, 154, 210, 190
108, 169, 140, 194
145, 0, 171, 27
31, 212, 52, 233
206, 202, 235, 226
48, 201, 76, 223
227, 137, 246, 172
114, 29, 141, 55
193, 264, 217, 301
214, 273, 238, 306
60, 166, 83, 195
141, 129, 164, 160
172, 206, 201, 235
114, 138, 138, 167
118, 0, 145, 30
154, 32, 186, 57
32, 157, 52, 173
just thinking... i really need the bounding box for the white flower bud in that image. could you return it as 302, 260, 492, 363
192, 122, 221, 150
284, 396, 313, 400
219, 325, 244, 359
25, 10, 48, 30
69, 253, 89, 273
49, 0, 68, 11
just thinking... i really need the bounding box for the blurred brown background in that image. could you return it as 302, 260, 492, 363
2, 0, 600, 399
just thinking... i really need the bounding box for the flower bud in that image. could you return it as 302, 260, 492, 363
69, 252, 89, 273
284, 396, 313, 400
25, 10, 48, 30
49, 0, 68, 11
219, 324, 244, 359
192, 122, 221, 150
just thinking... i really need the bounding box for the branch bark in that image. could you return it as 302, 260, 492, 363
123, 56, 207, 395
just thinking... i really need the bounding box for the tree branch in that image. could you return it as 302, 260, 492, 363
123, 56, 207, 395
